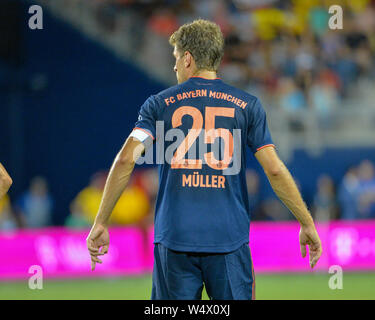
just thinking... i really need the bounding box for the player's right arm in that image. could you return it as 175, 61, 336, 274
0, 163, 12, 199
255, 146, 322, 268
87, 95, 157, 271
86, 136, 145, 270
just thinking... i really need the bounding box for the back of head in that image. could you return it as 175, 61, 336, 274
169, 19, 224, 72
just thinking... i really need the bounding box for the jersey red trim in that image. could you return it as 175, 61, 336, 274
256, 144, 275, 152
251, 261, 256, 300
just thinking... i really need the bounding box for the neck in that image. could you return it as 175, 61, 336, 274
191, 69, 218, 79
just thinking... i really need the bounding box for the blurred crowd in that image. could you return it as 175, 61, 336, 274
0, 168, 158, 231
85, 0, 375, 130
247, 159, 375, 222
1, 158, 375, 230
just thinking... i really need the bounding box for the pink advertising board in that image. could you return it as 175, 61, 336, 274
249, 221, 375, 272
1, 221, 375, 279
0, 227, 154, 279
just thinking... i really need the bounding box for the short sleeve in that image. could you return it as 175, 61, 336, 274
132, 95, 158, 143
247, 98, 274, 153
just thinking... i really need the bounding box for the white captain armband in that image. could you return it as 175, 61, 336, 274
129, 128, 154, 150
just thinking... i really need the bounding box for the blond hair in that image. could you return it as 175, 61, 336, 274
169, 19, 224, 72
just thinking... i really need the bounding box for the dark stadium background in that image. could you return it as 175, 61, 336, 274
0, 2, 164, 223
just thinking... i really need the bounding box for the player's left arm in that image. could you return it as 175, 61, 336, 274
255, 146, 322, 268
246, 97, 322, 268
0, 163, 12, 199
86, 136, 145, 270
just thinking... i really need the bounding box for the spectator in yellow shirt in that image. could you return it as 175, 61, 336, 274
0, 163, 12, 200
72, 170, 150, 226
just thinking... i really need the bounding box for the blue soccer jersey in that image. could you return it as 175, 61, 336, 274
132, 77, 274, 252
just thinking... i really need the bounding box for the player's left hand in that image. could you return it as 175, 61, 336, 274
86, 223, 109, 271
299, 224, 322, 269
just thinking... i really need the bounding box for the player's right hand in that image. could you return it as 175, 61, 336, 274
86, 223, 110, 271
299, 224, 322, 269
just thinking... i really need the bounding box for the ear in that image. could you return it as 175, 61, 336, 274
184, 51, 192, 68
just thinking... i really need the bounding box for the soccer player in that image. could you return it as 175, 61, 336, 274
0, 163, 12, 200
87, 19, 322, 300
